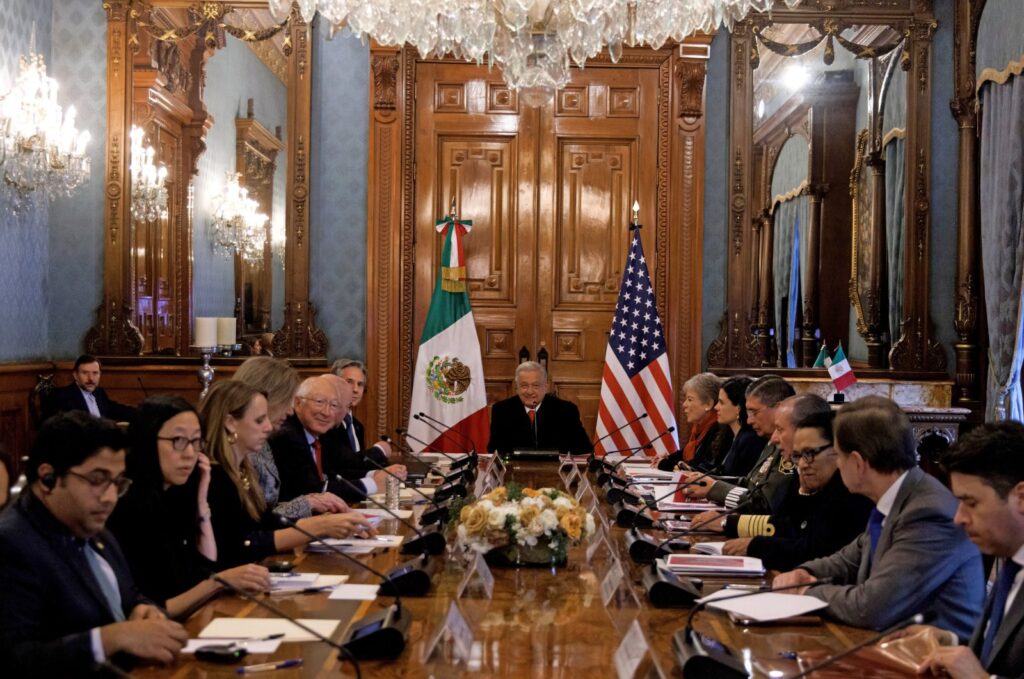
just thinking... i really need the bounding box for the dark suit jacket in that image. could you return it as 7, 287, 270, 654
0, 491, 148, 677
719, 427, 768, 477
206, 466, 280, 568
269, 415, 370, 505
331, 416, 389, 468
487, 394, 592, 455
969, 559, 1024, 679
42, 383, 135, 423
801, 466, 984, 638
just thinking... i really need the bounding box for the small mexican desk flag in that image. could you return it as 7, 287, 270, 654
812, 343, 831, 369
827, 343, 857, 392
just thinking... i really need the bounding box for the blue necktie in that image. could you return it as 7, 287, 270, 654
82, 542, 126, 621
867, 508, 884, 565
345, 414, 359, 452
981, 559, 1022, 666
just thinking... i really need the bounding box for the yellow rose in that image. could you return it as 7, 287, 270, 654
482, 487, 507, 504
519, 505, 540, 527
522, 488, 541, 498
560, 512, 583, 541
460, 505, 473, 523
463, 506, 489, 534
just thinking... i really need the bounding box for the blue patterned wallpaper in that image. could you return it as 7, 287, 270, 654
310, 24, 369, 361
0, 0, 52, 361
193, 35, 287, 319
48, 0, 105, 358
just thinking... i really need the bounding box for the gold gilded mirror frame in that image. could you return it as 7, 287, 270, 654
707, 0, 944, 373
89, 0, 325, 358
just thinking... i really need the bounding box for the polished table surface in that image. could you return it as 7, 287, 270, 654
133, 459, 897, 678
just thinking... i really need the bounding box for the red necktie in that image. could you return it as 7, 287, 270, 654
313, 439, 324, 480
527, 410, 536, 425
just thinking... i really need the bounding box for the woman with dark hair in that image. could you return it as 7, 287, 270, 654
714, 376, 768, 477
201, 381, 375, 567
108, 395, 269, 618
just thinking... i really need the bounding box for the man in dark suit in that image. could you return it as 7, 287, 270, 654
487, 361, 592, 455
330, 358, 388, 467
42, 354, 136, 423
913, 422, 1024, 679
0, 412, 186, 676
774, 396, 984, 640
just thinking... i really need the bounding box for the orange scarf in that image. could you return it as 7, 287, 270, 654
681, 409, 718, 463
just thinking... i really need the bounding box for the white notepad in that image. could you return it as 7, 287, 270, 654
198, 617, 340, 642
697, 590, 827, 622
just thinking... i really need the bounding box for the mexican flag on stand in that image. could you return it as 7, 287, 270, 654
405, 209, 490, 453
827, 343, 858, 392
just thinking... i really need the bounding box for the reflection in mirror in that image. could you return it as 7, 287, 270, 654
192, 17, 287, 355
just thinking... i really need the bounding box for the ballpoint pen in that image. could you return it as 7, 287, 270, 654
237, 658, 303, 674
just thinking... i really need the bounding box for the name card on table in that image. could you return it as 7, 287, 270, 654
456, 552, 495, 600
586, 534, 611, 563
421, 601, 474, 664
601, 557, 626, 608
563, 465, 581, 487
614, 620, 658, 679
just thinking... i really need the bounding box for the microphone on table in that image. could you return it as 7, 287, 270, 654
596, 426, 676, 486
620, 472, 717, 556
207, 571, 368, 670
673, 577, 837, 679
333, 475, 446, 555
613, 468, 717, 530
413, 413, 477, 471
785, 611, 934, 679
587, 412, 649, 472
275, 514, 431, 598
360, 452, 451, 526
399, 426, 475, 478
416, 411, 478, 464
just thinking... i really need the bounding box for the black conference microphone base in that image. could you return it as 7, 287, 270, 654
377, 555, 432, 597
399, 524, 447, 555
420, 501, 451, 526
342, 603, 411, 660
614, 502, 654, 528
607, 487, 643, 505
643, 565, 702, 608
433, 482, 468, 503
601, 474, 630, 490
626, 529, 688, 563
673, 627, 749, 678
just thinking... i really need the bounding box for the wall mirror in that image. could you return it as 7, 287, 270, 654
88, 0, 324, 358
707, 2, 943, 373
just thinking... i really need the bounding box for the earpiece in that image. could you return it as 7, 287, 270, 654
41, 473, 57, 490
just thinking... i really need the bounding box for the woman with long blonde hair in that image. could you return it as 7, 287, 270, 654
201, 381, 374, 567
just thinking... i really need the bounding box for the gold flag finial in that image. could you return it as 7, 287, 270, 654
631, 200, 640, 226
449, 196, 457, 219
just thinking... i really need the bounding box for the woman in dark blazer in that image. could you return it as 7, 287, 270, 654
108, 395, 269, 618
713, 376, 768, 477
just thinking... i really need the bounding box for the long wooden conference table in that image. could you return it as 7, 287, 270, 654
135, 458, 888, 678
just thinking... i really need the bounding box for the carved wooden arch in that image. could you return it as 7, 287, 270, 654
364, 39, 713, 440
708, 1, 943, 373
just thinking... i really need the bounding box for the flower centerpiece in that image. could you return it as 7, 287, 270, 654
453, 483, 597, 567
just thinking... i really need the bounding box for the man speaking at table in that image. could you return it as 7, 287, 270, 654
487, 362, 592, 456
773, 396, 983, 639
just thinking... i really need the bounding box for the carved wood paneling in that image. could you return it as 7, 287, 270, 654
555, 87, 588, 117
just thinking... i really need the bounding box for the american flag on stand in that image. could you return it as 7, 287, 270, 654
594, 227, 679, 457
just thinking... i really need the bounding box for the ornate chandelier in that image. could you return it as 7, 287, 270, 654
129, 125, 168, 223
0, 49, 91, 214
210, 173, 269, 264
268, 0, 800, 92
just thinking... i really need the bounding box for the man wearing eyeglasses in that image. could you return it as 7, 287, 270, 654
718, 409, 873, 570
0, 412, 187, 675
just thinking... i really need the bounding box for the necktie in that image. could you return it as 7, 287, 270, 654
84, 392, 101, 418
867, 508, 884, 565
312, 439, 324, 480
981, 559, 1022, 665
82, 542, 126, 621
345, 414, 359, 452
527, 409, 537, 446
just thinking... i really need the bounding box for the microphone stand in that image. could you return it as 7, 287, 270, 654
672, 578, 836, 679
361, 452, 451, 526
596, 426, 677, 486
334, 475, 446, 555
621, 471, 717, 557
400, 428, 474, 496
208, 573, 365, 673
412, 414, 477, 471
416, 411, 479, 469
586, 412, 650, 472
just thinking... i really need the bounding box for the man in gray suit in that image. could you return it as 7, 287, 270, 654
773, 396, 983, 639
913, 422, 1024, 679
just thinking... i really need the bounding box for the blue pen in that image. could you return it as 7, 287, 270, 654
237, 659, 303, 674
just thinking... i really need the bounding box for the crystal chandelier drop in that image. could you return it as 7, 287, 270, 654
269, 0, 801, 93
210, 173, 269, 264
129, 126, 168, 223
0, 49, 91, 214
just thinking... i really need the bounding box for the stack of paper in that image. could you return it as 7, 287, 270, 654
305, 535, 404, 553
270, 573, 348, 593
358, 508, 413, 520
691, 541, 726, 556
657, 554, 765, 576
656, 499, 719, 512
696, 590, 827, 622
198, 617, 341, 643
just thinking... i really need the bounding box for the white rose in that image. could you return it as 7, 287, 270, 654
584, 513, 596, 536
538, 509, 559, 532
553, 496, 574, 511
487, 508, 507, 529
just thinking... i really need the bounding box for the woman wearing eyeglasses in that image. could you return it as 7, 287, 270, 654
108, 396, 270, 618
201, 381, 376, 568
719, 409, 873, 570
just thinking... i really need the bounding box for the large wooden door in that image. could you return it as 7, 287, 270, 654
364, 42, 711, 441
413, 62, 660, 435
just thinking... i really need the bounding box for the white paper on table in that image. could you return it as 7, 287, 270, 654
328, 584, 380, 601
329, 534, 404, 548
657, 500, 719, 512
691, 541, 725, 556
357, 508, 413, 520
370, 486, 434, 502
198, 618, 340, 642
271, 574, 348, 593
270, 572, 320, 588
182, 638, 282, 654
696, 591, 828, 622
